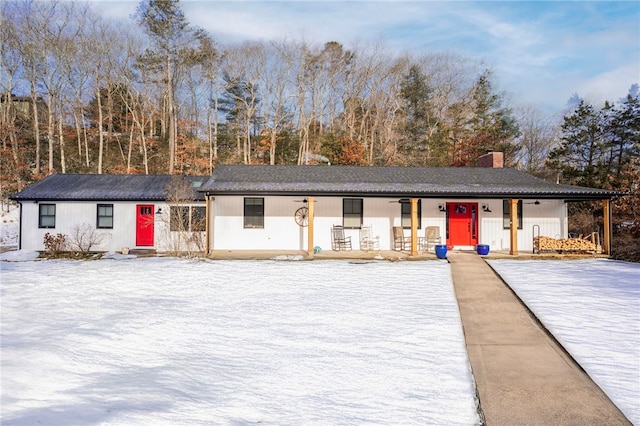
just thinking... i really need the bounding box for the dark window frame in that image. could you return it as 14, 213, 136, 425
170, 205, 206, 232
97, 204, 114, 229
342, 198, 363, 229
38, 203, 56, 229
190, 206, 206, 232
503, 200, 523, 230
244, 198, 264, 229
400, 199, 422, 229
170, 206, 190, 232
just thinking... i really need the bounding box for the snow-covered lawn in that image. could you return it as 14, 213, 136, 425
488, 259, 640, 425
0, 204, 19, 248
1, 257, 480, 425
2, 247, 638, 425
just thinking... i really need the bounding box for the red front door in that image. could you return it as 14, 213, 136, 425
447, 202, 478, 246
136, 204, 155, 246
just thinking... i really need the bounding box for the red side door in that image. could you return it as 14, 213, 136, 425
447, 202, 478, 246
136, 204, 155, 246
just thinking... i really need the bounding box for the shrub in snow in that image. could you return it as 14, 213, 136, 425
43, 233, 69, 255
69, 223, 105, 252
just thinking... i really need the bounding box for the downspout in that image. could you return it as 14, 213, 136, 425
17, 202, 23, 250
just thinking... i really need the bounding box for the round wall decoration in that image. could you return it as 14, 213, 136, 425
294, 206, 309, 227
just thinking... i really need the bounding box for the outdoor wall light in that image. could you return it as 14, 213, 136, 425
482, 204, 492, 212
155, 207, 163, 215
438, 204, 446, 212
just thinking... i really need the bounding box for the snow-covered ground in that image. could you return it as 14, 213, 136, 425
1, 257, 480, 425
488, 259, 640, 424
0, 203, 19, 247
2, 206, 638, 425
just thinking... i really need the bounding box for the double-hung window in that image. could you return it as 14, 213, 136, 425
190, 206, 206, 231
503, 200, 523, 229
244, 198, 264, 228
343, 198, 363, 229
38, 204, 56, 228
97, 204, 114, 229
400, 199, 422, 229
170, 206, 189, 231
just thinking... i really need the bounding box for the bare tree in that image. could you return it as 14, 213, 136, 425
258, 40, 295, 164
161, 175, 205, 256
69, 223, 106, 252
221, 42, 264, 164
0, 2, 23, 185
135, 0, 208, 174
515, 104, 559, 175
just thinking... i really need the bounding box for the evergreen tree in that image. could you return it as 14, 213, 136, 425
454, 69, 520, 166
135, 0, 207, 173
398, 64, 445, 165
547, 96, 640, 190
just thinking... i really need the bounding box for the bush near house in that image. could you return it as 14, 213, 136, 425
41, 231, 104, 260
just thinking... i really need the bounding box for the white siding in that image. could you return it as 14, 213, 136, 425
18, 201, 205, 252
17, 196, 567, 254
475, 199, 567, 252
210, 196, 567, 252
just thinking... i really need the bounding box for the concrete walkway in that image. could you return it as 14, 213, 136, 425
448, 251, 630, 425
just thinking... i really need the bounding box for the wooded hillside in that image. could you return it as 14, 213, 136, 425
1, 0, 638, 259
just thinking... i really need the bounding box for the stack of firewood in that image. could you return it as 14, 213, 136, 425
534, 235, 601, 253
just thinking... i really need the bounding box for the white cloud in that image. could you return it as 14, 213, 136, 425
578, 63, 640, 105
83, 0, 638, 113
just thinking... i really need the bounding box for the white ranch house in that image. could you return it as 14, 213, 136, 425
11, 174, 208, 254
11, 154, 619, 256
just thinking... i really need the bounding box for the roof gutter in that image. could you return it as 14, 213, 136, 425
200, 190, 621, 201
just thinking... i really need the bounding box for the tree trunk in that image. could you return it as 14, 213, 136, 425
96, 87, 104, 174
83, 111, 90, 168
47, 97, 54, 174
270, 129, 277, 165
73, 109, 82, 157
167, 54, 175, 174
127, 124, 134, 172
31, 84, 41, 173
57, 104, 66, 173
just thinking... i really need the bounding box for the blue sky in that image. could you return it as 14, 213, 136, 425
93, 0, 639, 113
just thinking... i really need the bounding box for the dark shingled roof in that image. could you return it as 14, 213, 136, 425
200, 165, 621, 200
11, 174, 208, 201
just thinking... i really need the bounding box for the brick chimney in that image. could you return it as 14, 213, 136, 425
478, 151, 504, 168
